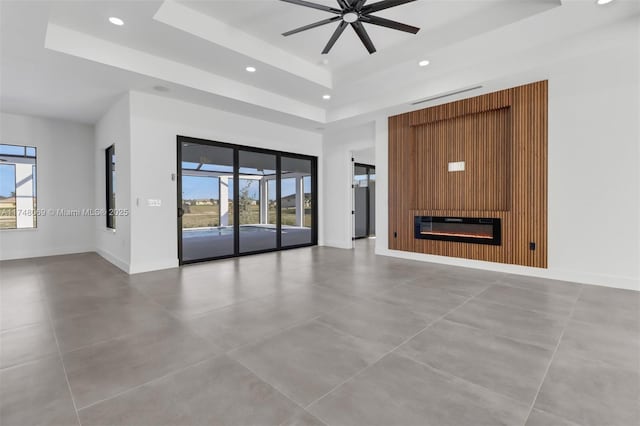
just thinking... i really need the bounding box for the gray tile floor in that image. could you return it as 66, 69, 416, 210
1, 240, 638, 426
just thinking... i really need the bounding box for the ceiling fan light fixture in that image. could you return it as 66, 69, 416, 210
342, 12, 359, 23
108, 16, 124, 26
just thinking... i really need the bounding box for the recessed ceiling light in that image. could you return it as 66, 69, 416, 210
245, 66, 256, 73
108, 17, 124, 26
596, 0, 614, 4
322, 94, 331, 100
418, 60, 430, 67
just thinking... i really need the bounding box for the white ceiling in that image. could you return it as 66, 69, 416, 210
1, 0, 638, 129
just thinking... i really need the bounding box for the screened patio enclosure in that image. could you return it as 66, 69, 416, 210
178, 137, 317, 263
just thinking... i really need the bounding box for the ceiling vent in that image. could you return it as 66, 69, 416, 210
411, 85, 483, 106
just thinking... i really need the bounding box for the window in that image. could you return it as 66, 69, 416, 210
105, 145, 116, 229
0, 144, 37, 229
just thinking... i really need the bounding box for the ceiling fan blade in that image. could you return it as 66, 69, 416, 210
280, 0, 342, 14
362, 0, 417, 14
322, 21, 349, 54
360, 15, 419, 34
354, 0, 368, 10
283, 16, 342, 36
337, 0, 351, 8
351, 21, 376, 54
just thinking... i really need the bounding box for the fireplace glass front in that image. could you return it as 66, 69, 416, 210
414, 216, 501, 245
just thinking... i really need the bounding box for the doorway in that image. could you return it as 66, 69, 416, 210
177, 136, 318, 264
353, 163, 375, 239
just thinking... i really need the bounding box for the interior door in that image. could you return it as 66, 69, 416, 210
354, 164, 368, 239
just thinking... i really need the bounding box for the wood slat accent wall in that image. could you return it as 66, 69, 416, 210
388, 81, 548, 268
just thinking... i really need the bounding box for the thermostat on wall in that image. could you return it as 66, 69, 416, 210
448, 161, 465, 172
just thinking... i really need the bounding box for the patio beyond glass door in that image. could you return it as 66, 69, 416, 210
177, 137, 317, 264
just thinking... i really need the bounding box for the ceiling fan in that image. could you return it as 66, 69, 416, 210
280, 0, 420, 55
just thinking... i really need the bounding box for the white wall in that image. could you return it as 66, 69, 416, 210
353, 147, 375, 166
0, 112, 94, 260
94, 94, 131, 272
322, 123, 375, 248
369, 19, 640, 290
127, 92, 323, 273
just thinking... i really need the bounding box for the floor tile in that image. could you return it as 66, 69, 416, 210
79, 356, 299, 426
184, 284, 361, 353
398, 319, 553, 404
313, 271, 403, 297
476, 284, 576, 317
132, 275, 277, 319
0, 357, 78, 426
572, 285, 640, 331
534, 350, 640, 426
525, 409, 581, 426
45, 285, 150, 322
499, 274, 582, 299
308, 353, 530, 426
1, 298, 48, 331
317, 298, 428, 353
0, 323, 58, 368
53, 302, 177, 353
445, 298, 566, 350
371, 282, 469, 322
231, 321, 383, 406
558, 318, 640, 372
63, 320, 215, 408
405, 274, 493, 297
436, 266, 505, 284
281, 410, 327, 426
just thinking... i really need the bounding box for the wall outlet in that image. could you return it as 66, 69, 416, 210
529, 242, 536, 251
448, 161, 465, 172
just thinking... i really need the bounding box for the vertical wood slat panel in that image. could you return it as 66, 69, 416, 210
388, 81, 547, 268
414, 108, 509, 212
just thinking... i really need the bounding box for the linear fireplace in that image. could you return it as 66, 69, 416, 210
414, 216, 501, 245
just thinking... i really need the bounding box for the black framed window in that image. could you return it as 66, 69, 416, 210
177, 136, 318, 264
105, 145, 116, 229
0, 143, 37, 229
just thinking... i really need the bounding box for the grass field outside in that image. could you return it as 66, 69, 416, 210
181, 204, 311, 229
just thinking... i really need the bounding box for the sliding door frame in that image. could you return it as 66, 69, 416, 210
177, 135, 318, 265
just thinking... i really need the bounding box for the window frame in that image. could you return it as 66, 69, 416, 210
105, 144, 116, 229
0, 143, 37, 230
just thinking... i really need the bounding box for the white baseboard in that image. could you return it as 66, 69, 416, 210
96, 249, 130, 273
376, 248, 639, 291
321, 240, 353, 250
0, 246, 94, 261
129, 259, 178, 275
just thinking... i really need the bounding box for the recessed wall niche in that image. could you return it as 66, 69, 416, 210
389, 81, 548, 268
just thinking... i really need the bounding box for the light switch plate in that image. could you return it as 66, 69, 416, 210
147, 199, 162, 207
448, 161, 465, 172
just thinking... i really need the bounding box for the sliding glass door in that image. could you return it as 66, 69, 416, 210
238, 150, 278, 254
179, 142, 235, 262
281, 156, 313, 247
178, 137, 317, 264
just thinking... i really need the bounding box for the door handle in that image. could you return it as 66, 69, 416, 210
177, 207, 184, 218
